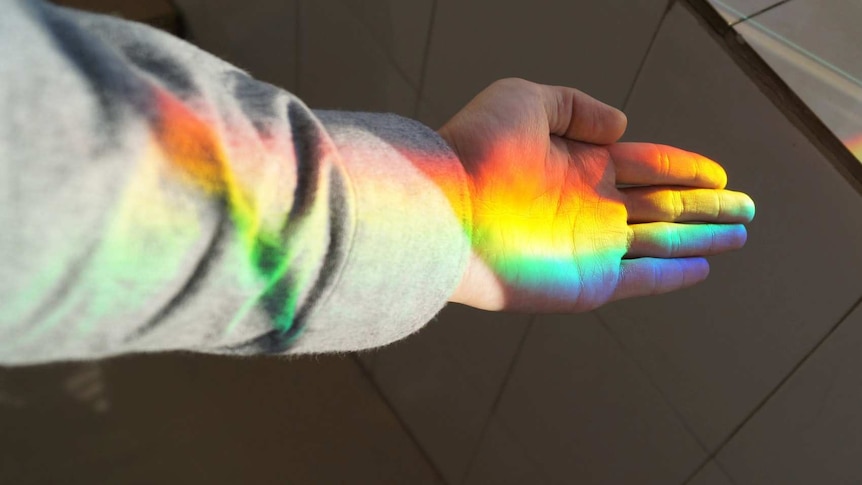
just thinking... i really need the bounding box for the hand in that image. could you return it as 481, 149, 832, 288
440, 79, 755, 312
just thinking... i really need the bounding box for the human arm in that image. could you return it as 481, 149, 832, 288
0, 2, 753, 365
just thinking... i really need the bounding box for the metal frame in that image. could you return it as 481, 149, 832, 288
683, 0, 862, 195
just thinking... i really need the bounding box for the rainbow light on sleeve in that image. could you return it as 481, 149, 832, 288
151, 88, 299, 335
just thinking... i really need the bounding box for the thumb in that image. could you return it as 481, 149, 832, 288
538, 83, 628, 145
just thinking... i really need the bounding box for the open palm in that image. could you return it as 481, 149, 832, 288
441, 79, 754, 312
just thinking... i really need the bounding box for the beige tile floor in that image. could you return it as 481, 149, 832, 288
718, 303, 862, 484
0, 354, 443, 484
297, 0, 418, 116
335, 0, 433, 90
175, 0, 299, 92
367, 305, 532, 483
480, 313, 706, 484
420, 0, 667, 125
463, 418, 549, 485
687, 461, 734, 485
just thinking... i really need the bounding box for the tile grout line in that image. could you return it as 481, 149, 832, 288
414, 0, 438, 119
294, 0, 303, 97
300, 0, 418, 109
682, 453, 739, 485
711, 456, 740, 485
681, 292, 862, 485
332, 0, 422, 97
592, 313, 713, 469
729, 0, 793, 27
350, 353, 451, 485
621, 0, 676, 111
457, 314, 537, 485
483, 412, 562, 485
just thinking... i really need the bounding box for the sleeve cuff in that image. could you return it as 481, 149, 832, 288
292, 111, 472, 352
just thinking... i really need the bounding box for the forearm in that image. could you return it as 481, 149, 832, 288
0, 0, 471, 363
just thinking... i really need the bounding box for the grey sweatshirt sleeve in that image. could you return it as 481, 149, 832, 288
0, 0, 473, 364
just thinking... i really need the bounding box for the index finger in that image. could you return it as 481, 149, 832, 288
609, 143, 728, 189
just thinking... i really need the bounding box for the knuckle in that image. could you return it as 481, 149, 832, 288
672, 191, 686, 220
492, 77, 532, 92
660, 224, 676, 257
660, 149, 672, 178
672, 227, 682, 257
729, 224, 746, 248
626, 226, 636, 252
650, 263, 663, 295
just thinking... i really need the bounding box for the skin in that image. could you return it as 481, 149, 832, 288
440, 79, 755, 312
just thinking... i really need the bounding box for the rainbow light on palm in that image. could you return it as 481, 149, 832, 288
458, 144, 628, 308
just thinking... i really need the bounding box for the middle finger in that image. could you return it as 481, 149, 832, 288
624, 187, 755, 223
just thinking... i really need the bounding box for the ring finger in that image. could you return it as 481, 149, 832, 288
626, 222, 747, 258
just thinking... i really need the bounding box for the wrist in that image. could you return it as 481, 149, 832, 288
437, 127, 475, 305
450, 250, 476, 306
448, 250, 507, 311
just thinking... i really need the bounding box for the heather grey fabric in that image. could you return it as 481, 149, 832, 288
0, 0, 471, 364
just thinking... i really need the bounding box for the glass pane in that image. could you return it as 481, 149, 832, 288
707, 0, 786, 23
723, 0, 862, 162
